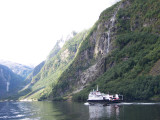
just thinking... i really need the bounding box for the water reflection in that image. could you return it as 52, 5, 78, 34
89, 104, 120, 120
0, 101, 160, 120
0, 101, 66, 120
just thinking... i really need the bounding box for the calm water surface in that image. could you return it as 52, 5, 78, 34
0, 101, 160, 120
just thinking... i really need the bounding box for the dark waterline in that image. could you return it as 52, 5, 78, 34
0, 101, 160, 120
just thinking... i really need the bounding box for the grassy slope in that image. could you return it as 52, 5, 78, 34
72, 0, 160, 101
19, 31, 87, 100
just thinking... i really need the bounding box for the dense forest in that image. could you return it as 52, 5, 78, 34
73, 0, 160, 101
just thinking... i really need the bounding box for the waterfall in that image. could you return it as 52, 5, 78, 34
107, 10, 118, 53
107, 32, 110, 53
6, 82, 10, 92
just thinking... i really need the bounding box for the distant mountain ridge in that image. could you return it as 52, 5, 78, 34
0, 60, 33, 79
0, 64, 23, 99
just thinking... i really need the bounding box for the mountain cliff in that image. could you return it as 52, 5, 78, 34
25, 61, 45, 84
49, 0, 160, 101
19, 31, 87, 100
20, 0, 160, 101
0, 64, 23, 99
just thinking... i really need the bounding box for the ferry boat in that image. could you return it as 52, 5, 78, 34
87, 85, 123, 103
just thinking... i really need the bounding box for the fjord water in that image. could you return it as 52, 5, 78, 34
0, 101, 160, 120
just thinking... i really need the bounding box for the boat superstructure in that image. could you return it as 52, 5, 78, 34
87, 85, 123, 103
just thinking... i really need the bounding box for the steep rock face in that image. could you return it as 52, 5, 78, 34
74, 58, 106, 93
0, 60, 33, 79
0, 64, 23, 99
72, 0, 160, 101
74, 4, 123, 90
51, 3, 121, 97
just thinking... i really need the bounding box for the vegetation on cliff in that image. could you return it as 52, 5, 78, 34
19, 31, 87, 100
18, 0, 160, 101
73, 0, 160, 101
73, 32, 160, 101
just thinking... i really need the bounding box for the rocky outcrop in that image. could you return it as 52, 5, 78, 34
78, 57, 106, 87
150, 59, 160, 76
60, 49, 70, 62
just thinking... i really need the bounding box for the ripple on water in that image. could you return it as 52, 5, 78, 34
21, 117, 41, 120
119, 102, 160, 105
0, 114, 25, 119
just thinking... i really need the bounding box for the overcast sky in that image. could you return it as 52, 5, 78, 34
0, 0, 120, 66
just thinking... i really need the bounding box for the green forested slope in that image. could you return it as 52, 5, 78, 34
19, 0, 160, 101
19, 31, 87, 100
73, 32, 160, 101
42, 0, 160, 101
73, 0, 160, 101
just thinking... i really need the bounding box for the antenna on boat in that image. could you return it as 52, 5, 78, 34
97, 85, 98, 91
